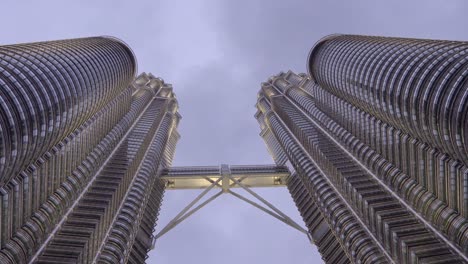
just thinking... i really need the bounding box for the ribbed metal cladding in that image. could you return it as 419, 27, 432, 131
300, 73, 468, 249
287, 173, 351, 264
28, 75, 179, 264
257, 81, 389, 263
256, 67, 468, 263
308, 35, 468, 167
0, 36, 179, 264
258, 90, 391, 263
0, 37, 136, 183
307, 35, 468, 256
96, 101, 180, 264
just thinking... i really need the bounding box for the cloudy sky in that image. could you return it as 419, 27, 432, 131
2, 0, 468, 263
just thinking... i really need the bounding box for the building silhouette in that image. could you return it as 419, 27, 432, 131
256, 35, 468, 263
0, 37, 180, 263
1, 34, 468, 263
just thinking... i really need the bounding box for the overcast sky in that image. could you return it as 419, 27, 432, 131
2, 0, 468, 263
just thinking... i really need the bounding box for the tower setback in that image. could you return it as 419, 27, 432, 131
256, 35, 468, 263
0, 37, 180, 263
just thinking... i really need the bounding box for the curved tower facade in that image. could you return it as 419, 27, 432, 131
0, 37, 136, 182
0, 38, 180, 263
256, 35, 468, 263
2, 34, 468, 264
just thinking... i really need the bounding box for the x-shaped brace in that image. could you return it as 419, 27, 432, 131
151, 169, 311, 249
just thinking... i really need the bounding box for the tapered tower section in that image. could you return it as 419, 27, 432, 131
256, 34, 468, 263
0, 37, 180, 263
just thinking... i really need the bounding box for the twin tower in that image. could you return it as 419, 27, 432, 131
0, 35, 467, 263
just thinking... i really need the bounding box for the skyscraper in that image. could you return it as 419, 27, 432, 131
0, 37, 180, 263
256, 35, 468, 263
2, 34, 468, 264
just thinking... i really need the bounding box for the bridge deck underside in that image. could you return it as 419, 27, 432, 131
161, 164, 289, 189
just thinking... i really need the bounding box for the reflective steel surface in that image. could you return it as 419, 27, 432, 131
0, 36, 180, 263
256, 34, 468, 264
1, 34, 468, 264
